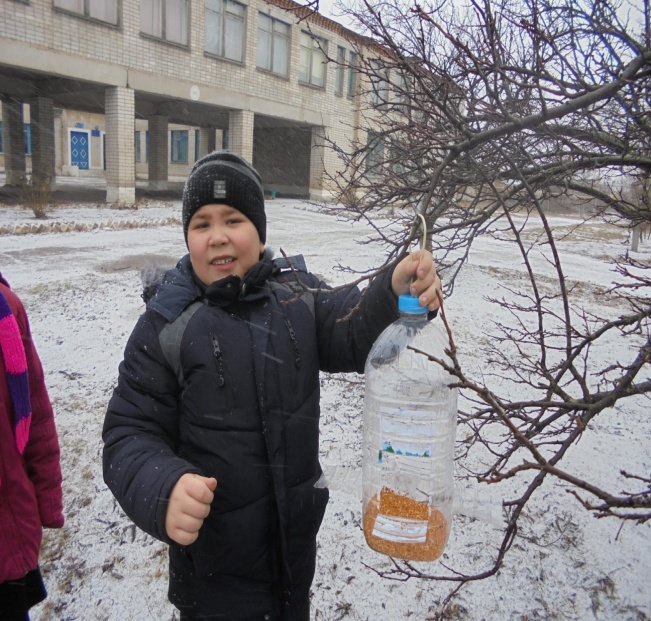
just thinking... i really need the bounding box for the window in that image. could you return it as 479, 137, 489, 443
134, 131, 141, 162
195, 129, 200, 162
298, 32, 326, 88
24, 124, 32, 155
370, 60, 389, 106
394, 71, 405, 103
53, 0, 118, 25
389, 144, 406, 175
140, 0, 189, 46
347, 51, 358, 98
366, 131, 384, 175
394, 70, 410, 105
205, 0, 245, 62
335, 46, 345, 97
171, 130, 188, 163
257, 14, 290, 77
8, 124, 51, 156
0, 122, 3, 153
145, 131, 150, 163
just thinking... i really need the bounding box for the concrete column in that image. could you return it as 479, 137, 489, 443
29, 97, 57, 191
198, 127, 216, 158
228, 110, 254, 162
105, 86, 135, 203
2, 99, 26, 186
148, 115, 169, 190
309, 125, 326, 200
54, 107, 63, 176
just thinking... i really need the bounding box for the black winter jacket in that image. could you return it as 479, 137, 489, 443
102, 253, 400, 620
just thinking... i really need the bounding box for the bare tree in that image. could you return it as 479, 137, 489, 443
296, 0, 651, 601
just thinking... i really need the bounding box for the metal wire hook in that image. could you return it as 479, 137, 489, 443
415, 212, 427, 251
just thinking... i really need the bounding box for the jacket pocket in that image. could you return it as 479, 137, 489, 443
185, 495, 276, 581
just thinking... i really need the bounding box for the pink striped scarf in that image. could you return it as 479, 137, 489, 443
0, 289, 31, 454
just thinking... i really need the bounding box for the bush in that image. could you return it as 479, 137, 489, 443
19, 175, 52, 219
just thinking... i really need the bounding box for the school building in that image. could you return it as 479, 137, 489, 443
0, 0, 385, 202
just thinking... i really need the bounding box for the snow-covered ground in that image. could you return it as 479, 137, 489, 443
1, 194, 649, 620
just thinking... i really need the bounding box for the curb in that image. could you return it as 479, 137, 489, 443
0, 216, 181, 236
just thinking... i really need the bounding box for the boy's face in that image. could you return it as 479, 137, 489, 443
187, 203, 264, 286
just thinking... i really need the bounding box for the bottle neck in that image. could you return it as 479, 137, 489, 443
397, 294, 428, 318
399, 310, 428, 322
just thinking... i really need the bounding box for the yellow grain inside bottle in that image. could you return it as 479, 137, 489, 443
363, 486, 448, 561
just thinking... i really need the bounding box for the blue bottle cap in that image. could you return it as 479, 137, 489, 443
398, 294, 427, 314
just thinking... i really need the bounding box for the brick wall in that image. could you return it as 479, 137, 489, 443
0, 0, 382, 198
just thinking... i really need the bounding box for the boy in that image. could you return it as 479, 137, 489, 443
102, 150, 441, 621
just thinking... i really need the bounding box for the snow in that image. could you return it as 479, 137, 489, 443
1, 194, 650, 620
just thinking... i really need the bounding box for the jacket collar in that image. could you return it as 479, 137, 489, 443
148, 253, 274, 321
204, 254, 273, 308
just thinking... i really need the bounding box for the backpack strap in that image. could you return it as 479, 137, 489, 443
158, 300, 203, 387
268, 281, 315, 320
273, 254, 308, 272
269, 254, 315, 320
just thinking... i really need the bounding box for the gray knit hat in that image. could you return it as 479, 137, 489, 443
182, 150, 266, 244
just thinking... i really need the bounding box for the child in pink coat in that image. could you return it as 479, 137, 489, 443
0, 273, 64, 621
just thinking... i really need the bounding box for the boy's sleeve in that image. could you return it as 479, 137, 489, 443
312, 268, 400, 374
102, 311, 200, 544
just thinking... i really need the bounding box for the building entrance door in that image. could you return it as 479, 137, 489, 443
70, 130, 90, 169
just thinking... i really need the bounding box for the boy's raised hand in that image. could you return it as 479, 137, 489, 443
391, 249, 442, 312
166, 473, 217, 545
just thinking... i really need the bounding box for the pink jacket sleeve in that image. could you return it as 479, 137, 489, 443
11, 288, 64, 529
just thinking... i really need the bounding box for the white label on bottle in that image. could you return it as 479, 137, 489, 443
379, 409, 433, 476
380, 452, 432, 478
372, 514, 428, 543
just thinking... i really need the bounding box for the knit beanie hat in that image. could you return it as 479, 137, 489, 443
182, 150, 266, 245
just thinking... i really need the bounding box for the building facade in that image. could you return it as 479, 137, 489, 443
0, 0, 373, 202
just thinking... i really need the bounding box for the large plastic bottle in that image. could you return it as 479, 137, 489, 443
362, 294, 458, 561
